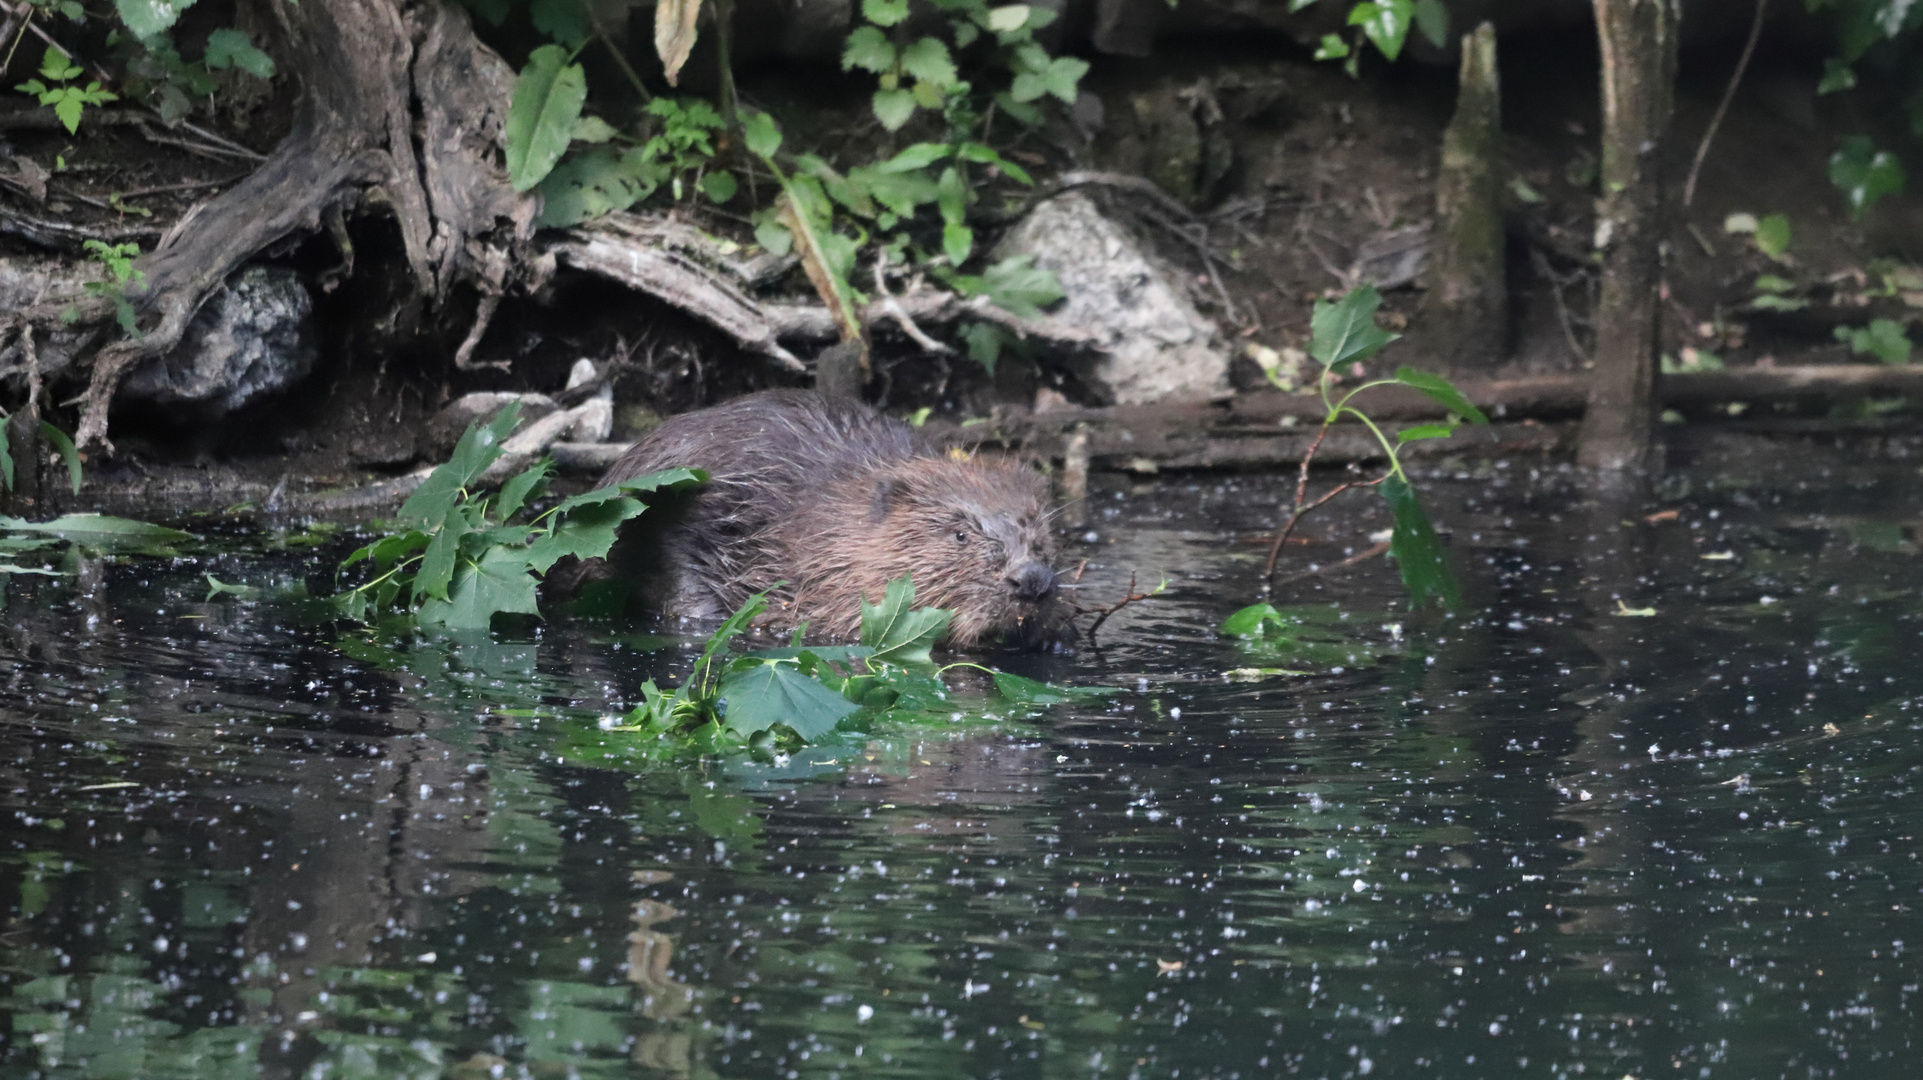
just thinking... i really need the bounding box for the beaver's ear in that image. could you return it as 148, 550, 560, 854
869, 478, 902, 521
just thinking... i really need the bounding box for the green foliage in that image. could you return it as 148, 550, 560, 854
601, 575, 1096, 753
1263, 286, 1485, 610
1299, 0, 1447, 75
81, 239, 144, 337
531, 96, 736, 225
0, 511, 192, 577
113, 0, 194, 39
841, 0, 1078, 133
1753, 213, 1793, 259
330, 403, 704, 630
506, 44, 587, 192
1829, 136, 1907, 220
14, 46, 116, 134
1834, 318, 1913, 364
1220, 602, 1386, 669
0, 416, 83, 497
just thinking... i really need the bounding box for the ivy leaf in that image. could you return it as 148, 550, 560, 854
1829, 136, 1906, 220
1392, 367, 1489, 424
416, 545, 542, 629
716, 660, 862, 740
1379, 475, 1460, 611
860, 575, 953, 666
1309, 284, 1399, 367
203, 29, 276, 79
863, 0, 910, 26
1349, 0, 1415, 62
842, 25, 896, 73
506, 45, 587, 191
114, 0, 195, 39
871, 87, 917, 130
742, 110, 782, 158
900, 37, 958, 88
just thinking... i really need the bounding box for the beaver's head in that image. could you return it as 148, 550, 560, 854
861, 457, 1071, 649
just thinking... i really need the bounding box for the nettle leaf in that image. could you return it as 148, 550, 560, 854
203, 29, 276, 79
843, 25, 896, 73
716, 660, 862, 740
505, 45, 587, 192
1041, 56, 1088, 102
399, 401, 521, 530
975, 254, 1064, 319
1009, 71, 1047, 103
1309, 284, 1399, 367
986, 5, 1030, 31
1393, 367, 1489, 424
1829, 136, 1906, 220
416, 545, 542, 629
742, 110, 782, 158
860, 575, 953, 666
114, 0, 194, 39
863, 0, 911, 26
1379, 475, 1460, 611
1350, 0, 1414, 61
900, 37, 958, 88
872, 87, 917, 131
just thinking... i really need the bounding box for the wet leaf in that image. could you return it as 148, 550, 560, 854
0, 513, 192, 546
1310, 285, 1398, 367
204, 574, 259, 600
417, 545, 542, 629
717, 660, 862, 740
861, 576, 953, 666
1379, 475, 1459, 611
991, 672, 1106, 705
506, 46, 586, 192
525, 497, 647, 573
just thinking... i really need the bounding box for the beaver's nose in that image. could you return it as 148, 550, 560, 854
1007, 562, 1058, 601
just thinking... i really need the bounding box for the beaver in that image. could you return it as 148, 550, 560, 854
593, 389, 1070, 648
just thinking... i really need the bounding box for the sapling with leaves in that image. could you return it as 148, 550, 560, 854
1255, 284, 1487, 612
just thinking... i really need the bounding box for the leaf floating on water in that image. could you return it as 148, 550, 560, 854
1224, 667, 1310, 681
1614, 599, 1657, 617
1700, 550, 1737, 561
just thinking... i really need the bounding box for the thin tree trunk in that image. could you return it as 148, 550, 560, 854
1578, 0, 1679, 474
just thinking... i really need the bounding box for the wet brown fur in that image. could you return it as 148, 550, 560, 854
595, 390, 1068, 648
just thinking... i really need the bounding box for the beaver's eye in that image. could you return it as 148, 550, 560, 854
953, 529, 969, 544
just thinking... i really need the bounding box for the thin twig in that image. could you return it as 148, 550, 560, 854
1529, 245, 1593, 367
1261, 472, 1388, 587
1080, 572, 1161, 640
1262, 418, 1333, 582
1682, 0, 1768, 208
1266, 538, 1390, 588
872, 256, 951, 354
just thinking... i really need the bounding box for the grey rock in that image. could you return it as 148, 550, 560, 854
121, 266, 316, 413
994, 192, 1228, 405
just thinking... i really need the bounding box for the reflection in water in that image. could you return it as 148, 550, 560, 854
3, 452, 1923, 1078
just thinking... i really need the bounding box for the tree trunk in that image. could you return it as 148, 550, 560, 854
1578, 0, 1679, 474
1420, 21, 1507, 368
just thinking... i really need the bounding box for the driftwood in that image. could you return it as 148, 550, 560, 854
549, 210, 1104, 370
549, 363, 1923, 474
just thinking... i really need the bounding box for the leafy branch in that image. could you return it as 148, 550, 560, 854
1256, 285, 1487, 611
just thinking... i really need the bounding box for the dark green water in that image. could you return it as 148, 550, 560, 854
4, 445, 1921, 1079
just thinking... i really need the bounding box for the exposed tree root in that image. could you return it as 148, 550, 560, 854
31, 0, 532, 451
